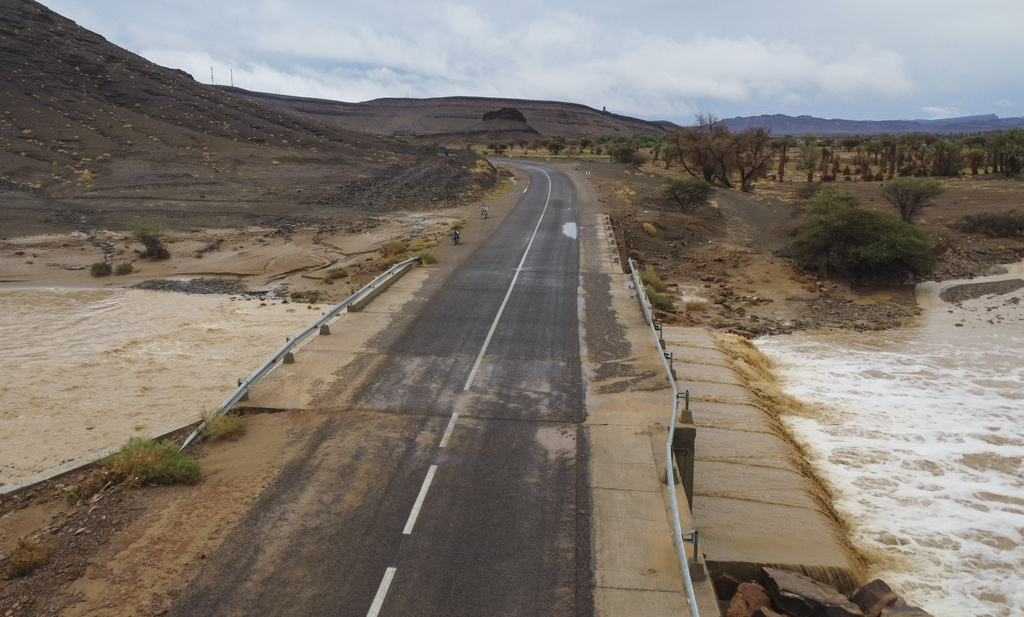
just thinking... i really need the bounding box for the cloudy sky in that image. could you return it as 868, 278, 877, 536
37, 0, 1024, 125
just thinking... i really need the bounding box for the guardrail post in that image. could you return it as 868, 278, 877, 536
283, 352, 295, 364
319, 324, 331, 335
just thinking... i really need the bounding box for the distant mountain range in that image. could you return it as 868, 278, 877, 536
721, 114, 1024, 137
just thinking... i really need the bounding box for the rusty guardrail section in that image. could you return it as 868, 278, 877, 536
628, 258, 701, 617
181, 256, 421, 449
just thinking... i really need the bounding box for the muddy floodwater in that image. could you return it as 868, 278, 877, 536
0, 288, 320, 487
757, 263, 1024, 617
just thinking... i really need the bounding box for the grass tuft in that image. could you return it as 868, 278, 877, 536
418, 250, 437, 264
200, 410, 247, 442
5, 536, 55, 577
641, 265, 668, 292
643, 222, 658, 237
323, 267, 348, 282
100, 438, 202, 486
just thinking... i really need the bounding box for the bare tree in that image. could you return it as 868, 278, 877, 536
732, 127, 774, 192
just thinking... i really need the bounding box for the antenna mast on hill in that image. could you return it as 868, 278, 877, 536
230, 69, 234, 88
210, 67, 214, 85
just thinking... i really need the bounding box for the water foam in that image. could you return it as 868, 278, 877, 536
757, 264, 1024, 617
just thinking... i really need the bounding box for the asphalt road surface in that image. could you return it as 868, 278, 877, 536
168, 163, 592, 617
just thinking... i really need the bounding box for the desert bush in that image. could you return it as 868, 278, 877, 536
663, 176, 713, 212
793, 183, 824, 202
879, 177, 944, 223
408, 239, 438, 251
132, 225, 170, 260
641, 265, 668, 292
64, 472, 107, 504
382, 240, 408, 257
323, 267, 348, 282
200, 410, 246, 442
956, 210, 1024, 237
289, 290, 305, 301
101, 438, 202, 486
379, 253, 409, 269
113, 261, 134, 275
646, 287, 676, 311
793, 188, 933, 279
90, 261, 112, 277
418, 250, 437, 264
451, 219, 467, 230
5, 536, 54, 577
643, 222, 658, 237
684, 299, 709, 312
629, 249, 645, 260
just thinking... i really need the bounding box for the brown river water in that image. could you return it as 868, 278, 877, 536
0, 288, 317, 487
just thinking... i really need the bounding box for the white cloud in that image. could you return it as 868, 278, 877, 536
921, 106, 963, 119
33, 0, 1024, 122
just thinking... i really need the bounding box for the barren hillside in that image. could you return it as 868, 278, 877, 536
0, 0, 498, 234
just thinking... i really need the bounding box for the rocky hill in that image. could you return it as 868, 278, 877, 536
723, 113, 1024, 137
220, 88, 675, 143
0, 0, 495, 228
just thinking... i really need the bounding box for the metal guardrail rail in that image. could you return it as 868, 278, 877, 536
628, 258, 701, 617
181, 257, 421, 449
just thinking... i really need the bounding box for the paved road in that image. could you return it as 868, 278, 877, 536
168, 163, 591, 617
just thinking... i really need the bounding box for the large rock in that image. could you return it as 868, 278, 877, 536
715, 572, 743, 603
754, 609, 787, 617
851, 579, 900, 617
761, 567, 864, 617
725, 582, 772, 617
880, 607, 934, 617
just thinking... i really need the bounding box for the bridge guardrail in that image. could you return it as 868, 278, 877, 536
181, 257, 421, 449
628, 258, 701, 617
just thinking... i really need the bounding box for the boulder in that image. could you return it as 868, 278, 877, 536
714, 572, 743, 603
880, 607, 934, 617
725, 582, 772, 617
851, 579, 900, 617
753, 609, 787, 617
761, 567, 863, 617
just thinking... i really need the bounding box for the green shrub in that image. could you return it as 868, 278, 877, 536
289, 290, 305, 301
113, 261, 134, 275
663, 176, 713, 212
451, 219, 467, 230
641, 265, 668, 292
132, 225, 170, 260
100, 438, 202, 486
793, 188, 934, 279
647, 287, 676, 311
418, 250, 437, 264
90, 262, 112, 277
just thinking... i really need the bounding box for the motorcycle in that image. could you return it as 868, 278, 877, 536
481, 205, 488, 219
452, 228, 461, 245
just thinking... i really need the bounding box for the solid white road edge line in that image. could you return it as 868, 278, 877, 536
366, 567, 397, 617
403, 465, 438, 535
463, 167, 553, 392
